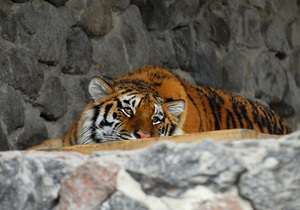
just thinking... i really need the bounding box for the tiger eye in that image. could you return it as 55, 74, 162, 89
152, 116, 161, 125
122, 107, 133, 117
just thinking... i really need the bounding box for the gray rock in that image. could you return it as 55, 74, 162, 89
0, 87, 25, 134
91, 34, 130, 78
289, 19, 300, 49
236, 6, 264, 48
253, 52, 287, 103
63, 28, 92, 75
1, 136, 300, 209
0, 10, 17, 41
192, 45, 223, 89
14, 2, 69, 65
0, 151, 86, 210
269, 102, 295, 118
108, 0, 130, 11
0, 44, 9, 79
267, 0, 298, 22
62, 76, 90, 103
36, 76, 68, 121
0, 124, 9, 151
80, 0, 112, 36
5, 47, 43, 99
99, 191, 149, 210
132, 0, 200, 30
248, 0, 266, 8
238, 139, 300, 210
281, 73, 300, 126
172, 68, 196, 85
263, 20, 290, 58
291, 51, 300, 87
205, 13, 230, 47
193, 20, 210, 44
223, 50, 248, 92
148, 30, 178, 68
10, 0, 30, 3
65, 0, 87, 23
124, 141, 245, 197
15, 108, 48, 150
171, 25, 196, 70
118, 5, 150, 69
45, 0, 68, 7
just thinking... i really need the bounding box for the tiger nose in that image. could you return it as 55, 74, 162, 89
134, 130, 151, 139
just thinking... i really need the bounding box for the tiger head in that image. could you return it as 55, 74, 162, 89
79, 77, 185, 144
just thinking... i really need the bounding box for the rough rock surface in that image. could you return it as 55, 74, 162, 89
0, 132, 299, 210
0, 0, 299, 150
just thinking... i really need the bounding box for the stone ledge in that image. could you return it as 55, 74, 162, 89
0, 130, 299, 210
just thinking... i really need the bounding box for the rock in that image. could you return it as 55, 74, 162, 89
1, 135, 300, 209
192, 45, 223, 89
148, 30, 178, 69
236, 139, 300, 210
0, 87, 25, 134
36, 76, 68, 121
236, 6, 264, 48
65, 0, 87, 23
0, 44, 9, 79
108, 0, 130, 11
193, 20, 210, 44
249, 0, 266, 8
0, 124, 9, 151
0, 10, 17, 41
289, 19, 300, 49
198, 198, 246, 210
172, 68, 196, 85
4, 47, 43, 99
292, 51, 300, 87
62, 76, 90, 103
132, 0, 200, 30
205, 13, 230, 47
10, 0, 30, 3
171, 26, 195, 70
63, 28, 92, 75
263, 20, 290, 58
0, 151, 86, 210
123, 141, 245, 196
281, 73, 300, 127
267, 0, 298, 22
15, 108, 48, 150
91, 34, 130, 78
14, 2, 69, 65
269, 102, 295, 118
223, 50, 248, 93
45, 0, 68, 7
100, 191, 149, 210
253, 52, 287, 103
58, 161, 119, 210
118, 5, 150, 69
80, 0, 112, 36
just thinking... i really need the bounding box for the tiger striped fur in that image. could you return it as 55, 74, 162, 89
28, 66, 291, 150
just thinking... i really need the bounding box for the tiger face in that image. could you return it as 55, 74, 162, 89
79, 77, 185, 144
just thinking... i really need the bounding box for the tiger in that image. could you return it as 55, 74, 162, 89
28, 65, 292, 150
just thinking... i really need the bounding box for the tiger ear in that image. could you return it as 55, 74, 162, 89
88, 77, 113, 102
165, 99, 185, 118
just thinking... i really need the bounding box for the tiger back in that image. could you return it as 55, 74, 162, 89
28, 65, 291, 150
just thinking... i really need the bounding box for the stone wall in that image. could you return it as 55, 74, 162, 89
0, 0, 299, 150
1, 132, 300, 210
